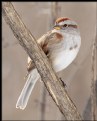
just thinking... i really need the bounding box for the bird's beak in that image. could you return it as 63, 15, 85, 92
53, 25, 61, 30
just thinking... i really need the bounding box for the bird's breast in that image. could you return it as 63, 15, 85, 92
48, 34, 81, 72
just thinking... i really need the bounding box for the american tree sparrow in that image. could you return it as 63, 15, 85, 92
16, 17, 81, 110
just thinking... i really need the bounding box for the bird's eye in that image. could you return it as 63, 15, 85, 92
63, 24, 68, 27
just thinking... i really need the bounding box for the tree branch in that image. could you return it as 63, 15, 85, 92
91, 3, 97, 120
2, 2, 82, 120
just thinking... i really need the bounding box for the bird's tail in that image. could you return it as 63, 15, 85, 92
16, 68, 40, 110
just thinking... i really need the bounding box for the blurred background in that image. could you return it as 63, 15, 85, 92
2, 2, 97, 120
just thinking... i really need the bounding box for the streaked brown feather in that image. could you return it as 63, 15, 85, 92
27, 60, 35, 72
27, 32, 63, 72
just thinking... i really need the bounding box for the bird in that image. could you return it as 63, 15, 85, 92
16, 17, 81, 110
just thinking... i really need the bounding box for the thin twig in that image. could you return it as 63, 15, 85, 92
91, 3, 97, 121
40, 85, 47, 120
91, 33, 96, 121
50, 2, 60, 28
2, 2, 82, 120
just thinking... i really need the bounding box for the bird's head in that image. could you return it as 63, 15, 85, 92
53, 17, 78, 32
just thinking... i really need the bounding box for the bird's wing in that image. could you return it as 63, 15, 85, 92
27, 31, 63, 72
26, 32, 51, 73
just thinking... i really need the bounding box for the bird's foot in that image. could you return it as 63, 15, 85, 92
59, 78, 67, 88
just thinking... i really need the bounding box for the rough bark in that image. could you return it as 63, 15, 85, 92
2, 2, 82, 120
91, 3, 97, 120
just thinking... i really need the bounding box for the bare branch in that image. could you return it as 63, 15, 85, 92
2, 2, 82, 120
50, 2, 60, 26
91, 3, 97, 121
